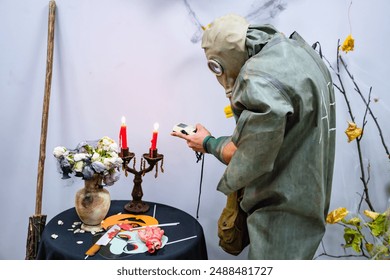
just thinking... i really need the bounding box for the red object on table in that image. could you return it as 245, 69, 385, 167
119, 116, 128, 149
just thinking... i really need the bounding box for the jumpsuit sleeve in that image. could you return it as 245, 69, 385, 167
217, 74, 294, 195
204, 136, 232, 165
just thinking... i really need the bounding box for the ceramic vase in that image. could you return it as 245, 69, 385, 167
75, 175, 111, 232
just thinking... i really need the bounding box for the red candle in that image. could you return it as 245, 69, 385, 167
119, 116, 128, 149
150, 122, 159, 150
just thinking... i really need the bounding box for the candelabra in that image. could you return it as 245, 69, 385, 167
120, 148, 164, 214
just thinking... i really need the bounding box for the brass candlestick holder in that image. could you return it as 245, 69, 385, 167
120, 148, 164, 213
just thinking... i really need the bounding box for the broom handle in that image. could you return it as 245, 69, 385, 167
35, 0, 56, 215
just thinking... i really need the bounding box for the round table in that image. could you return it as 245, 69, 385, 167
37, 200, 208, 260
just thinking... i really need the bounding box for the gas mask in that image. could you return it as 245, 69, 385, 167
201, 14, 249, 98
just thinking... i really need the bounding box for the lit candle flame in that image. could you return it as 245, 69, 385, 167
121, 116, 126, 125
154, 122, 159, 131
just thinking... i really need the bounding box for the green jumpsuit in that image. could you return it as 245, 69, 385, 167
203, 20, 336, 259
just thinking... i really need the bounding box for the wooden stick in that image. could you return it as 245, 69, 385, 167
35, 0, 56, 215
26, 1, 56, 260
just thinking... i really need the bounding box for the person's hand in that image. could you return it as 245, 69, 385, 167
171, 123, 211, 153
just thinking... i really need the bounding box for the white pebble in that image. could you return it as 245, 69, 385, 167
51, 234, 58, 239
57, 220, 64, 225
76, 241, 83, 244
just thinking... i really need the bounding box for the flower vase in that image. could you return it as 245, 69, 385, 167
75, 175, 111, 232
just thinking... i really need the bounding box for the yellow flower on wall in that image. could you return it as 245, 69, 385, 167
326, 207, 349, 224
345, 121, 362, 142
340, 34, 355, 53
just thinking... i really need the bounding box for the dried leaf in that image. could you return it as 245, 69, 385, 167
340, 34, 355, 53
326, 207, 349, 224
224, 105, 233, 118
345, 122, 362, 142
364, 210, 380, 220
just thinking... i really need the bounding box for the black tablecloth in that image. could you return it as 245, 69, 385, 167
37, 200, 208, 260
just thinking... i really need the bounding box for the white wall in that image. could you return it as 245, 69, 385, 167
0, 0, 389, 260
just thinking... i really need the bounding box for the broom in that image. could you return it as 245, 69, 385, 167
25, 0, 56, 260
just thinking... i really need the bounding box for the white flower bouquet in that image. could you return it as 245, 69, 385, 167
53, 136, 123, 186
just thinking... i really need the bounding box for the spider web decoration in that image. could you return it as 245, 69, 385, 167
246, 0, 286, 22
183, 0, 287, 43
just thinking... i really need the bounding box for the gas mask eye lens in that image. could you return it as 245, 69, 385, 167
207, 60, 223, 76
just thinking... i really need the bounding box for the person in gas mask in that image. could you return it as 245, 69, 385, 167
171, 14, 336, 260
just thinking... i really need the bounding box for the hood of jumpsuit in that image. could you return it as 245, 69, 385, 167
201, 14, 278, 98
